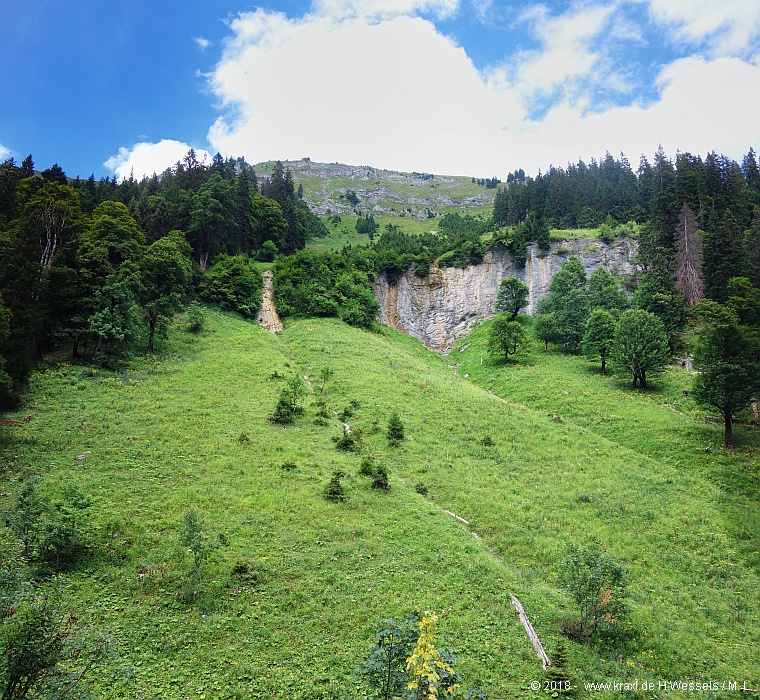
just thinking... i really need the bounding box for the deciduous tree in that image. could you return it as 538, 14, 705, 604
583, 309, 617, 374
496, 276, 529, 321
487, 314, 527, 362
610, 309, 670, 389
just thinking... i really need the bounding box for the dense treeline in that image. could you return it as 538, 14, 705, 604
492, 145, 760, 345
493, 147, 760, 231
0, 153, 324, 402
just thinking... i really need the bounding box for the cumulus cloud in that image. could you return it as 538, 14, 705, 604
195, 36, 211, 50
0, 143, 11, 162
202, 2, 760, 176
646, 0, 760, 56
208, 11, 505, 174
104, 140, 212, 181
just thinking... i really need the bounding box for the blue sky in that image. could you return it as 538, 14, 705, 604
2, 0, 760, 178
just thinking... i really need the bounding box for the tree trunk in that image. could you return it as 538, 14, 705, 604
600, 354, 606, 375
724, 410, 734, 450
640, 372, 647, 389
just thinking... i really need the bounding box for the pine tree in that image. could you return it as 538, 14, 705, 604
703, 209, 743, 302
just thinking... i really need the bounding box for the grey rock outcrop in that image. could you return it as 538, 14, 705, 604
375, 237, 638, 350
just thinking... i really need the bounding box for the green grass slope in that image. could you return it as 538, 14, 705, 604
1, 311, 758, 698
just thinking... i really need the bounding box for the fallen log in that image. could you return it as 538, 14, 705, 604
511, 594, 551, 669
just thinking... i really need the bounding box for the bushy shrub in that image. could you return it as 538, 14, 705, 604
269, 376, 307, 425
200, 255, 263, 318
324, 471, 346, 502
559, 540, 626, 639
186, 300, 206, 333
333, 426, 360, 452
387, 412, 404, 447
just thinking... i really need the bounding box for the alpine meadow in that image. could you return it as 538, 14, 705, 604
0, 146, 759, 700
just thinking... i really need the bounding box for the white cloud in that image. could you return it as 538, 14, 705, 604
508, 4, 617, 102
104, 140, 212, 181
203, 4, 760, 177
208, 11, 505, 174
195, 36, 211, 50
312, 0, 459, 21
0, 143, 11, 162
512, 55, 760, 170
646, 0, 760, 56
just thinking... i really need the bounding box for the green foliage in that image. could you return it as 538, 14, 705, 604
559, 541, 626, 639
610, 309, 670, 389
269, 375, 307, 425
544, 639, 575, 695
371, 462, 390, 490
0, 560, 113, 699
258, 239, 278, 262
187, 173, 236, 270
358, 454, 390, 489
691, 297, 760, 449
318, 366, 334, 393
185, 300, 206, 334
583, 309, 617, 374
538, 259, 592, 352
38, 485, 93, 573
177, 510, 219, 601
487, 314, 527, 362
333, 426, 360, 452
358, 612, 459, 700
359, 613, 419, 700
89, 261, 143, 361
495, 276, 529, 321
587, 267, 629, 314
273, 249, 378, 329
4, 471, 44, 561
356, 213, 379, 237
533, 313, 560, 352
200, 254, 263, 318
0, 294, 12, 404
387, 411, 405, 447
141, 232, 192, 353
1, 309, 759, 696
324, 470, 346, 502
632, 268, 686, 349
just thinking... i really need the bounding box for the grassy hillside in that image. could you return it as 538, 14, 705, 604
1, 311, 758, 697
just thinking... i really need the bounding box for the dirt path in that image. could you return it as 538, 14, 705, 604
257, 270, 283, 333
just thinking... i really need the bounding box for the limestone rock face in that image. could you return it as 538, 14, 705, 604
374, 237, 638, 350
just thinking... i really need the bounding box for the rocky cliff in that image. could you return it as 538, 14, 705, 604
375, 237, 638, 350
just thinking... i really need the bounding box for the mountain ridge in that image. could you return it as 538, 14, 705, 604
254, 158, 497, 219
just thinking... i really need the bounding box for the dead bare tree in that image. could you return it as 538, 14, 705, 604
674, 203, 704, 307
